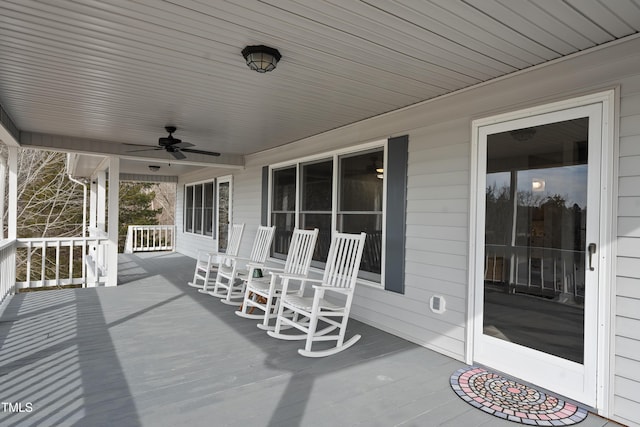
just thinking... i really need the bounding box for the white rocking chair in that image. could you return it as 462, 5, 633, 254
187, 223, 245, 291
235, 228, 319, 330
205, 225, 276, 305
267, 231, 367, 357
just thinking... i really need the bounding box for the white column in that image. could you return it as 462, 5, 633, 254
106, 157, 119, 287
96, 170, 106, 231
89, 177, 97, 230
0, 155, 5, 240
7, 146, 18, 240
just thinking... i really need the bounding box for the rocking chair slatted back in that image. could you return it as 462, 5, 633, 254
323, 232, 367, 289
284, 229, 319, 275
225, 223, 245, 256
249, 226, 276, 263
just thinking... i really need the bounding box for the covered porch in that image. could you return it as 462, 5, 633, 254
0, 252, 609, 427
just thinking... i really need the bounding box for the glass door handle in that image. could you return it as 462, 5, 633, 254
588, 243, 597, 271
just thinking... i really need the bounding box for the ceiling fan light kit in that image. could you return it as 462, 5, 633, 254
241, 45, 281, 73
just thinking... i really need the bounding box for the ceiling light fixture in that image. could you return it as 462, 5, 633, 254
148, 165, 160, 172
510, 127, 537, 142
532, 179, 545, 192
242, 45, 282, 73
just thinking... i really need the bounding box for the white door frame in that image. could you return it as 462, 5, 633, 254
466, 90, 616, 414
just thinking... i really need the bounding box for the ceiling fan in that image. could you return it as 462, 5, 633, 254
127, 126, 221, 160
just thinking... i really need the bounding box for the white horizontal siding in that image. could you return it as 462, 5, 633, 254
616, 356, 640, 383
618, 197, 640, 216
619, 176, 640, 197
350, 290, 466, 359
620, 114, 640, 137
616, 336, 640, 363
620, 135, 640, 157
406, 237, 467, 256
616, 316, 640, 341
229, 167, 263, 259
617, 257, 640, 279
618, 217, 640, 238
614, 75, 640, 427
613, 396, 640, 427
407, 198, 468, 214
618, 237, 640, 257
618, 277, 640, 299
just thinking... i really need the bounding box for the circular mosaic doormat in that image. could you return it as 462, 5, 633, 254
450, 367, 588, 425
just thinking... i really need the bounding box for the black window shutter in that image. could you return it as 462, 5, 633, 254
385, 135, 408, 294
261, 166, 269, 226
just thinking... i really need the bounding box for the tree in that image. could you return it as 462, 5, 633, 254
118, 182, 163, 251
150, 182, 176, 225
1, 145, 85, 239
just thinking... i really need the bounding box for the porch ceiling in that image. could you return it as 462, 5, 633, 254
0, 1, 639, 175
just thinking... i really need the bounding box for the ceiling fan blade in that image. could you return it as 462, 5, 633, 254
181, 148, 221, 157
173, 141, 195, 149
126, 147, 163, 153
169, 150, 186, 160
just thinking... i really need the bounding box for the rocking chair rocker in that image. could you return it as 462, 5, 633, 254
267, 231, 367, 357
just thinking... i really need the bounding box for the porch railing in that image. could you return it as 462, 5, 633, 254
124, 225, 175, 254
15, 235, 109, 290
0, 239, 17, 304
485, 244, 585, 300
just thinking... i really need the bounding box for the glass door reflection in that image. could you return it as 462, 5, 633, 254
483, 118, 588, 364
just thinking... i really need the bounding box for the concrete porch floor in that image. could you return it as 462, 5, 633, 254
0, 252, 614, 427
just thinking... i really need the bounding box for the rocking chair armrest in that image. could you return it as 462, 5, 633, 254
311, 284, 352, 295
275, 272, 310, 281
246, 262, 266, 269
296, 277, 324, 284
276, 273, 310, 296
197, 251, 221, 262
219, 254, 249, 262
196, 250, 218, 257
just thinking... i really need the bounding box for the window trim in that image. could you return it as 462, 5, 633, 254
183, 178, 216, 238
268, 140, 388, 288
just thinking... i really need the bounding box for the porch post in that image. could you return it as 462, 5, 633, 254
89, 176, 97, 230
96, 170, 106, 231
7, 146, 17, 240
106, 157, 119, 287
0, 155, 5, 240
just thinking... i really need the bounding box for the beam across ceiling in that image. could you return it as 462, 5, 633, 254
19, 131, 244, 168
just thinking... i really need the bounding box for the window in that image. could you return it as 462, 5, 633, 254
194, 183, 203, 234
184, 180, 215, 236
301, 159, 333, 262
338, 150, 384, 280
271, 167, 296, 258
269, 145, 385, 281
204, 182, 214, 236
185, 185, 194, 233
